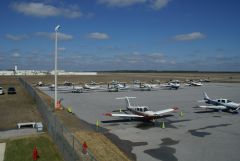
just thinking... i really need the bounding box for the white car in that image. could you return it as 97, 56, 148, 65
0, 87, 4, 95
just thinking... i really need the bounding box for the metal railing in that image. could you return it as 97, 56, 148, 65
19, 77, 97, 161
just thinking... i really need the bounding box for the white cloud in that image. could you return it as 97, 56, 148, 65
148, 53, 166, 63
58, 47, 66, 51
150, 0, 171, 10
87, 32, 110, 40
6, 34, 28, 41
98, 0, 171, 10
99, 0, 146, 7
11, 2, 82, 18
13, 52, 20, 57
173, 32, 206, 41
35, 32, 73, 41
115, 52, 170, 65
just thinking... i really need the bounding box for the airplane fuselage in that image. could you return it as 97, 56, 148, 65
204, 98, 240, 110
127, 106, 160, 120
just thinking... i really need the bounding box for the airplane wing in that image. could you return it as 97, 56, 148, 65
198, 100, 206, 103
104, 113, 144, 118
154, 107, 178, 115
198, 105, 227, 110
112, 109, 128, 112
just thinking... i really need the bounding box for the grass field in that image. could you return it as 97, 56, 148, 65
0, 76, 42, 130
22, 72, 240, 85
0, 76, 64, 161
4, 135, 64, 161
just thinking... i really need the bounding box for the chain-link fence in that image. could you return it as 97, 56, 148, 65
19, 77, 97, 161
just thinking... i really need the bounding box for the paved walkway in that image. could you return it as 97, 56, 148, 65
0, 129, 38, 140
0, 143, 6, 161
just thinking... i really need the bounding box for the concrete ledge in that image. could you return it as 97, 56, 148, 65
0, 129, 40, 140
17, 122, 36, 129
0, 143, 6, 161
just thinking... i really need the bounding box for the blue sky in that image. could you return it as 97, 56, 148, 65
0, 0, 239, 71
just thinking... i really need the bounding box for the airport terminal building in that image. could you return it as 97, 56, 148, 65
0, 66, 97, 76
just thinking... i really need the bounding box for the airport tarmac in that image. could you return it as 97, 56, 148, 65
40, 83, 240, 161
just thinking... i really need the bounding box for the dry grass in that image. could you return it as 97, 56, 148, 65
75, 131, 131, 161
22, 72, 240, 85
0, 76, 42, 130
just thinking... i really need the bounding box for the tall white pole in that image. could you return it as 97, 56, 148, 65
54, 25, 60, 109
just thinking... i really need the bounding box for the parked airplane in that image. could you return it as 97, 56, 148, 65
133, 83, 158, 91
63, 81, 73, 86
161, 80, 180, 90
198, 92, 240, 112
186, 81, 203, 86
83, 84, 103, 90
89, 81, 103, 85
49, 84, 83, 93
36, 81, 45, 87
71, 86, 84, 93
107, 86, 119, 92
104, 97, 178, 121
106, 83, 129, 92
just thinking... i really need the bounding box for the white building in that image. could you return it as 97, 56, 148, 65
0, 66, 97, 76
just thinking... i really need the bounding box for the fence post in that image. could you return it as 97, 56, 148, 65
72, 135, 75, 161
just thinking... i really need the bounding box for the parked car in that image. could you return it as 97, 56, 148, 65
0, 87, 4, 95
8, 87, 16, 94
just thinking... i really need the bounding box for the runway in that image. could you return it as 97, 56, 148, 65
40, 83, 240, 161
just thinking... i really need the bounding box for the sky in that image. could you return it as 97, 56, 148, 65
0, 0, 240, 71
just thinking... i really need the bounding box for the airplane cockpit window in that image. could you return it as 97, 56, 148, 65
144, 108, 149, 112
139, 108, 143, 112
221, 100, 226, 103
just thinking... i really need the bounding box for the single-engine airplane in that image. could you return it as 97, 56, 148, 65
186, 81, 203, 86
198, 92, 240, 112
49, 84, 83, 93
133, 83, 158, 91
161, 80, 180, 90
83, 84, 103, 90
104, 97, 178, 122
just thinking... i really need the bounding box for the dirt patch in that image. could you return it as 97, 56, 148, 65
0, 76, 42, 131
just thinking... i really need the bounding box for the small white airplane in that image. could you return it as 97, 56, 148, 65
89, 81, 103, 85
71, 86, 84, 93
63, 81, 73, 86
104, 97, 178, 122
36, 81, 44, 87
83, 84, 102, 90
133, 83, 158, 91
49, 84, 83, 93
161, 80, 180, 90
186, 81, 203, 86
106, 83, 129, 92
198, 92, 240, 112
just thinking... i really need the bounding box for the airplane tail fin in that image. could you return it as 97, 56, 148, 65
116, 97, 136, 109
203, 92, 210, 100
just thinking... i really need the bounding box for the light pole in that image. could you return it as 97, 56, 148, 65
54, 25, 60, 109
